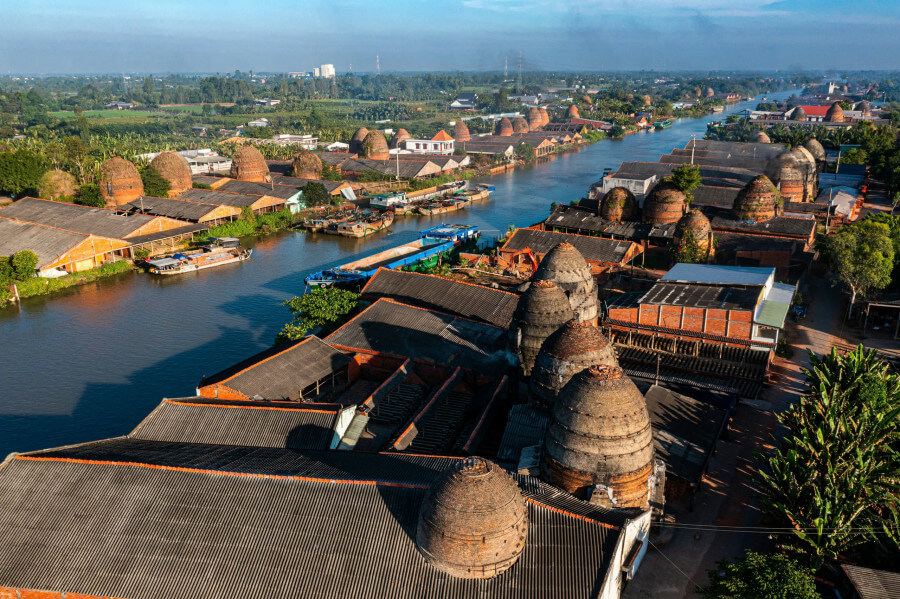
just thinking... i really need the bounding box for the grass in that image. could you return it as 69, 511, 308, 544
10, 260, 133, 301
159, 105, 204, 114
49, 109, 164, 119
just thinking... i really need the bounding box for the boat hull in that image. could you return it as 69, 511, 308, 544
150, 250, 252, 275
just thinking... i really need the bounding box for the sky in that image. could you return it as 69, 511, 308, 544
2, 0, 899, 74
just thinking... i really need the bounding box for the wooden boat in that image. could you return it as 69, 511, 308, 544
418, 196, 470, 216
147, 238, 251, 275
654, 120, 672, 130
333, 211, 395, 238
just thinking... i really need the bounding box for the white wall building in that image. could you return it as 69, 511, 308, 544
402, 131, 454, 155
320, 64, 335, 78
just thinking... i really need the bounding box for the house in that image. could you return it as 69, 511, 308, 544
123, 195, 242, 226
402, 130, 455, 155
449, 93, 478, 110
105, 101, 134, 110
247, 118, 270, 128
0, 197, 205, 259
455, 138, 516, 159
325, 141, 350, 152
208, 180, 303, 213
254, 98, 281, 107
605, 263, 796, 351
0, 218, 130, 275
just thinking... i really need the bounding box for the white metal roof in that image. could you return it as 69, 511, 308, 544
662, 264, 774, 287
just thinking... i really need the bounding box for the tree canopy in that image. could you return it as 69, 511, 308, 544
756, 345, 900, 568
820, 219, 894, 313
668, 163, 702, 202
301, 181, 330, 207
699, 551, 819, 599
277, 287, 360, 342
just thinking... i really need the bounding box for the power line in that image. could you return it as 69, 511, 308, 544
648, 540, 702, 591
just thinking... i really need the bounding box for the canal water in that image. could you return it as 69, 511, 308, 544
0, 91, 793, 457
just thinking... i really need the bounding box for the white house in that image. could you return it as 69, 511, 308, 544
402, 130, 454, 155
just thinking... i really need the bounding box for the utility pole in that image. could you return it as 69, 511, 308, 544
690, 135, 696, 165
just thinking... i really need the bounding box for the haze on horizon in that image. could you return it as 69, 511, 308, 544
3, 0, 899, 75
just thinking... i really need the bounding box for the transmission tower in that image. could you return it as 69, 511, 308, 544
504, 56, 508, 79
517, 52, 522, 94
376, 55, 380, 75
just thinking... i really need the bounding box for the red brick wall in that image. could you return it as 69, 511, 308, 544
608, 303, 754, 341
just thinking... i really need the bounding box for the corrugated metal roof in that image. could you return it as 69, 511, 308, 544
842, 564, 900, 599
125, 196, 222, 222
497, 404, 549, 462
362, 269, 519, 328
640, 282, 761, 311
503, 228, 633, 265
215, 180, 300, 200
0, 218, 89, 268
662, 263, 774, 286
1, 197, 156, 239
0, 439, 626, 599
643, 385, 729, 483
178, 188, 260, 207
126, 223, 209, 246
129, 398, 340, 449
326, 299, 508, 373
709, 213, 817, 239
201, 336, 353, 400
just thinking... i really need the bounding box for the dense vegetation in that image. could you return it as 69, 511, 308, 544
756, 345, 900, 570
699, 551, 819, 599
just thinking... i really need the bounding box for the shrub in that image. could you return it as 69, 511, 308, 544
74, 183, 105, 207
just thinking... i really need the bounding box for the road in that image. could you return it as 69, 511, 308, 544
623, 268, 854, 598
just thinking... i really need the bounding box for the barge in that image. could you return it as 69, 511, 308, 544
305, 224, 479, 289
329, 211, 394, 238
147, 238, 252, 275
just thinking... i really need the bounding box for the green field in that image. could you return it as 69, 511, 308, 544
159, 105, 204, 114
50, 109, 163, 119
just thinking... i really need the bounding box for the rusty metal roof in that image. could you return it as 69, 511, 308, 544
129, 397, 341, 450
361, 269, 519, 328
0, 438, 629, 599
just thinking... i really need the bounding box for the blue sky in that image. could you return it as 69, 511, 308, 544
2, 0, 899, 74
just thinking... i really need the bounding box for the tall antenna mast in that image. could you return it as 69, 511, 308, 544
376, 55, 380, 75
504, 56, 508, 79
517, 51, 522, 94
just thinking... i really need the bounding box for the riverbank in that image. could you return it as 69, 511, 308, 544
3, 260, 134, 305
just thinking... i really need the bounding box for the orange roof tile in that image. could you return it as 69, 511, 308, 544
431, 130, 453, 141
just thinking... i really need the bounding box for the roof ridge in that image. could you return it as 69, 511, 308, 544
16, 455, 431, 490
164, 398, 341, 414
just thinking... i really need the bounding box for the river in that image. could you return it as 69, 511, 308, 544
0, 91, 793, 457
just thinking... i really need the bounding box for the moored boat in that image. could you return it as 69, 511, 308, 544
147, 238, 252, 275
654, 120, 672, 130
305, 224, 478, 288
333, 211, 395, 238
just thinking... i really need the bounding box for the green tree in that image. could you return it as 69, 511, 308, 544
10, 250, 38, 279
842, 147, 868, 165
699, 551, 818, 599
277, 287, 360, 342
0, 256, 16, 284
668, 163, 702, 202
0, 150, 48, 197
74, 183, 105, 208
139, 166, 171, 198
302, 181, 330, 207
320, 165, 343, 181
756, 346, 900, 568
820, 220, 894, 316
514, 143, 535, 162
